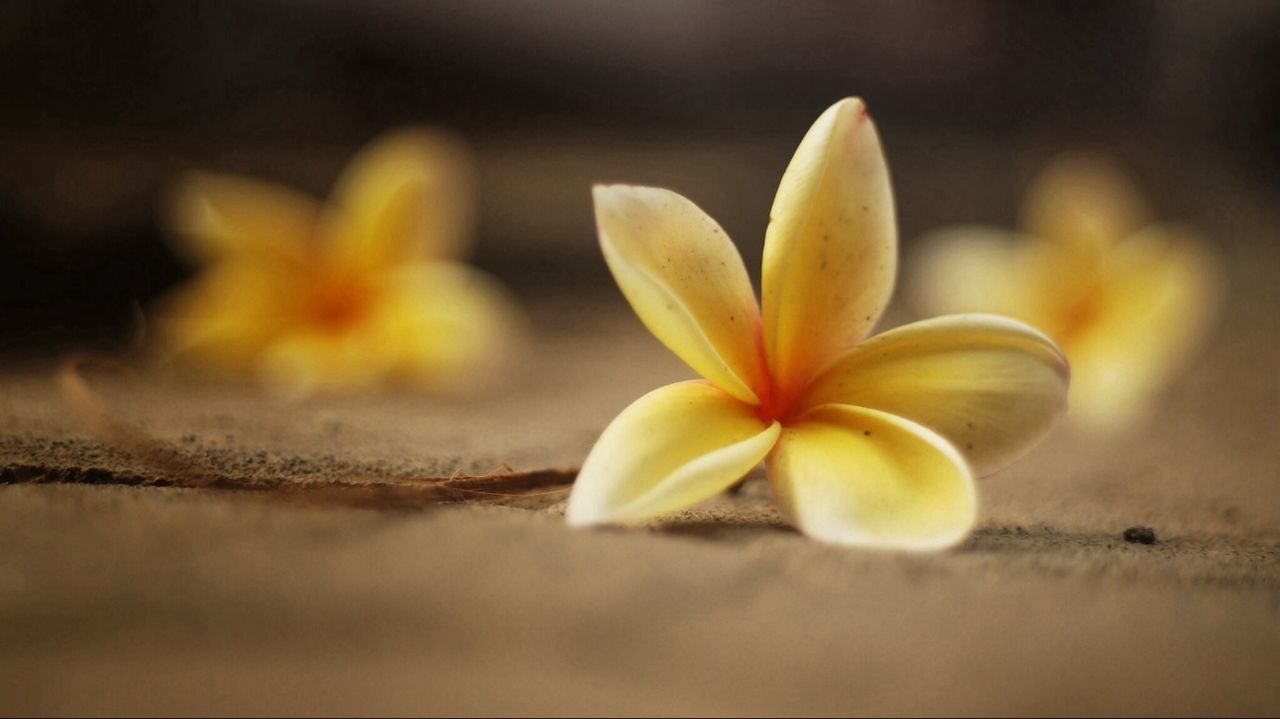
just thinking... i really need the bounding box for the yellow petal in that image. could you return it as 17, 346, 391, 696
153, 260, 301, 372
762, 97, 897, 399
593, 185, 768, 404
801, 314, 1069, 476
1022, 153, 1149, 261
769, 404, 975, 550
252, 261, 519, 396
325, 129, 474, 268
908, 223, 1109, 345
257, 326, 397, 397
907, 226, 1044, 321
165, 173, 317, 264
1065, 225, 1221, 431
567, 381, 780, 526
369, 261, 523, 392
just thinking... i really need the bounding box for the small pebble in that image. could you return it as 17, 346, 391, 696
1123, 526, 1157, 544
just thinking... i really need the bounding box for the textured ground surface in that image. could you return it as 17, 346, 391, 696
2, 212, 1279, 715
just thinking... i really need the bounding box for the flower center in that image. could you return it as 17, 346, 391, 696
305, 268, 376, 334
1053, 294, 1101, 346
752, 378, 807, 426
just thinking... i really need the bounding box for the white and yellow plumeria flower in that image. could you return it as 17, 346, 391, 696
910, 154, 1220, 431
567, 98, 1070, 550
155, 129, 519, 396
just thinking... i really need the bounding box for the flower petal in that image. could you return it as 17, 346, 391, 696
567, 381, 780, 526
1021, 153, 1149, 260
253, 261, 520, 396
800, 314, 1069, 476
326, 129, 474, 268
257, 327, 397, 397
370, 262, 524, 392
909, 224, 1107, 342
762, 97, 897, 399
593, 185, 768, 404
907, 226, 1043, 320
153, 260, 301, 372
165, 173, 317, 264
1065, 225, 1221, 431
768, 404, 976, 550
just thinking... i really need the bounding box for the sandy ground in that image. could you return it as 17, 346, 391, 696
2, 231, 1279, 714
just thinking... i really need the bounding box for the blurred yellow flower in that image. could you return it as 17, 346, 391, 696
155, 129, 520, 395
567, 99, 1069, 550
910, 154, 1221, 432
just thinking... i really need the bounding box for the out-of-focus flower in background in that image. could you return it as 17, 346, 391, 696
567, 99, 1069, 550
154, 129, 521, 396
909, 154, 1221, 432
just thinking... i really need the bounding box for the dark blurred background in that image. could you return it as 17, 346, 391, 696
1, 0, 1277, 354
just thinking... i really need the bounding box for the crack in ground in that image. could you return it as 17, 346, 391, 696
0, 461, 577, 510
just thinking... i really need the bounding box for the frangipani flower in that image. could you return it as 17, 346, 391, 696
567, 98, 1070, 550
155, 129, 519, 395
910, 154, 1220, 431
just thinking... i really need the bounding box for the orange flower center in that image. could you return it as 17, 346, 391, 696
1053, 294, 1101, 347
304, 267, 377, 334
750, 356, 809, 427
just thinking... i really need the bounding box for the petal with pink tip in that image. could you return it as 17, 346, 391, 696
762, 97, 897, 398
